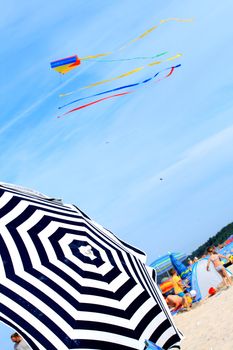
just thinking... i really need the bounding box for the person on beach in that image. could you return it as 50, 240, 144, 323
169, 269, 191, 310
206, 247, 233, 287
165, 294, 183, 311
187, 259, 194, 272
187, 258, 193, 266
11, 332, 32, 350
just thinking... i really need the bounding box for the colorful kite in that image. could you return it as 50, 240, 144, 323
50, 55, 81, 74
51, 17, 190, 115
50, 18, 192, 74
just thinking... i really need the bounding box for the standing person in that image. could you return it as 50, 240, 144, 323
10, 332, 32, 350
206, 247, 233, 287
187, 258, 193, 266
169, 269, 191, 310
187, 259, 193, 271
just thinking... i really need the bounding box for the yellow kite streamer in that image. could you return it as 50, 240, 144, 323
80, 53, 112, 61
83, 67, 144, 89
119, 25, 158, 50
60, 53, 182, 97
80, 18, 193, 60
160, 18, 194, 24
118, 18, 193, 50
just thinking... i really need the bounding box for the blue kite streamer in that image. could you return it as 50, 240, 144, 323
58, 64, 181, 110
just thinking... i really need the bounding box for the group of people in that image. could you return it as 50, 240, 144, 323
164, 245, 233, 312
164, 269, 193, 312
187, 256, 199, 266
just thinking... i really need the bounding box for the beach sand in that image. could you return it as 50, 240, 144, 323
174, 265, 233, 350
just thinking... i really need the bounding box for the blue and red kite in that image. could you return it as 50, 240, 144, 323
50, 55, 81, 74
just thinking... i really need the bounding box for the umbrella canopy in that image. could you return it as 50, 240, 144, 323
0, 183, 182, 350
150, 253, 187, 276
169, 253, 192, 280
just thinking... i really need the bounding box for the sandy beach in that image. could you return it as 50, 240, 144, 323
174, 265, 233, 350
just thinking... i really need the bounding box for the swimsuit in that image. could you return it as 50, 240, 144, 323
209, 255, 223, 271
215, 265, 224, 272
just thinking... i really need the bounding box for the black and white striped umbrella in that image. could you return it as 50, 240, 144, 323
0, 183, 182, 350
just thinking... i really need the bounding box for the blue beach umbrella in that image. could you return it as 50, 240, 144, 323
150, 253, 187, 276
169, 253, 192, 280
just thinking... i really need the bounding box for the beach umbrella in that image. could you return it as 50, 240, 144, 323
150, 252, 187, 276
0, 183, 182, 350
169, 253, 192, 280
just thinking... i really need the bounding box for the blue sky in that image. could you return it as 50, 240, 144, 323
1, 0, 233, 343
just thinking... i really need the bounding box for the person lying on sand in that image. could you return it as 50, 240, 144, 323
165, 294, 183, 311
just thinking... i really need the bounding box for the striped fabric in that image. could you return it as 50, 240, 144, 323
0, 183, 182, 349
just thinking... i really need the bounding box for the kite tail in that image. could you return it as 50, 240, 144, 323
57, 91, 132, 118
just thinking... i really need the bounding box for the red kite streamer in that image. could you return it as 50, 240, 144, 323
58, 91, 132, 118
57, 65, 179, 118
58, 64, 181, 110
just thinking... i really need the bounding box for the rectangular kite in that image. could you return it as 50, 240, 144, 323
50, 55, 81, 74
